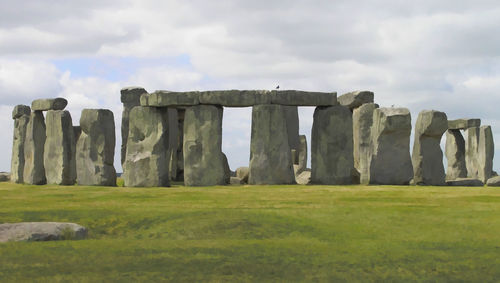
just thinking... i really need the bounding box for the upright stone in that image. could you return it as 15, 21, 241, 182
368, 108, 413, 185
465, 127, 480, 178
249, 104, 295, 185
294, 135, 307, 175
23, 111, 46, 185
353, 103, 379, 184
76, 109, 116, 186
123, 106, 170, 187
311, 105, 353, 184
283, 106, 299, 152
167, 108, 179, 181
174, 109, 185, 181
44, 110, 76, 185
120, 87, 147, 166
445, 130, 467, 180
10, 105, 31, 183
477, 125, 494, 183
412, 110, 448, 185
183, 105, 226, 186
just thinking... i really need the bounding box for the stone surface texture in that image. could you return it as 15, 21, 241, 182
477, 125, 494, 183
465, 127, 480, 179
294, 135, 308, 175
123, 106, 170, 187
296, 170, 311, 185
311, 105, 353, 185
445, 178, 484, 187
120, 87, 147, 166
448, 119, 481, 130
198, 90, 272, 106
11, 105, 31, 183
445, 130, 467, 180
31, 98, 68, 111
76, 109, 116, 186
236, 167, 249, 183
44, 110, 76, 185
486, 176, 500, 186
353, 103, 379, 184
249, 104, 295, 185
368, 108, 413, 185
183, 105, 226, 186
271, 90, 337, 106
338, 91, 374, 110
412, 110, 448, 185
23, 111, 46, 185
0, 172, 10, 182
284, 106, 300, 152
142, 90, 200, 106
167, 108, 179, 181
0, 222, 87, 242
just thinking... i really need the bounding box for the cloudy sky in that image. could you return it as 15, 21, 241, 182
1, 0, 500, 173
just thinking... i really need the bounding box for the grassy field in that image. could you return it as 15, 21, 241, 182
0, 182, 499, 282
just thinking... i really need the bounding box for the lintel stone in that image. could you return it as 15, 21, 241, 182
31, 98, 68, 111
338, 91, 374, 110
448, 119, 481, 130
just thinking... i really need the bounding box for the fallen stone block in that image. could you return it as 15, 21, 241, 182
0, 172, 10, 182
448, 119, 481, 130
486, 176, 500, 186
0, 222, 87, 242
230, 177, 245, 185
338, 91, 374, 110
296, 170, 311, 185
236, 167, 249, 183
446, 178, 484, 187
31, 98, 68, 111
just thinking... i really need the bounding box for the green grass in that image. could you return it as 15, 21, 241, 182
1, 182, 499, 282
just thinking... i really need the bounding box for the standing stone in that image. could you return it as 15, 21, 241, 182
11, 105, 31, 183
175, 109, 185, 181
311, 105, 353, 185
183, 105, 226, 186
236, 167, 249, 183
222, 153, 231, 184
44, 110, 76, 185
167, 108, 179, 181
477, 125, 494, 183
76, 109, 116, 186
368, 108, 413, 185
412, 110, 448, 185
465, 126, 480, 178
23, 111, 46, 185
294, 135, 307, 175
283, 106, 299, 152
249, 104, 295, 185
353, 103, 379, 184
123, 106, 170, 187
121, 87, 147, 166
445, 130, 467, 180
73, 126, 82, 143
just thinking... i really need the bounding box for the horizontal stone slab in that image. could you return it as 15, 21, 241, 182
121, 86, 147, 104
141, 90, 337, 107
0, 222, 87, 242
448, 119, 480, 130
31, 98, 68, 111
445, 178, 484, 187
338, 91, 374, 110
12, 105, 31, 119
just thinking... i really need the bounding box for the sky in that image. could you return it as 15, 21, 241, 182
1, 0, 500, 174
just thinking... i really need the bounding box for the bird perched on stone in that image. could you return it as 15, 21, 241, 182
276, 85, 280, 90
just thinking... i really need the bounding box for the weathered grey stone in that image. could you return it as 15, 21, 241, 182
368, 108, 413, 185
249, 104, 295, 185
284, 106, 299, 152
23, 111, 46, 185
446, 178, 484, 187
311, 105, 353, 185
31, 98, 68, 111
477, 125, 494, 183
294, 135, 307, 175
448, 119, 481, 130
0, 172, 10, 182
142, 90, 200, 107
296, 169, 311, 185
412, 110, 448, 185
445, 130, 467, 180
353, 103, 379, 184
183, 105, 226, 186
0, 222, 87, 242
236, 167, 249, 183
73, 126, 82, 142
486, 176, 500, 186
76, 109, 116, 186
121, 87, 147, 166
10, 105, 30, 183
44, 110, 76, 185
230, 177, 245, 185
198, 90, 272, 106
222, 153, 231, 184
338, 91, 374, 110
173, 109, 185, 181
167, 108, 179, 181
123, 106, 170, 187
271, 90, 337, 106
12, 105, 31, 119
465, 127, 480, 179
